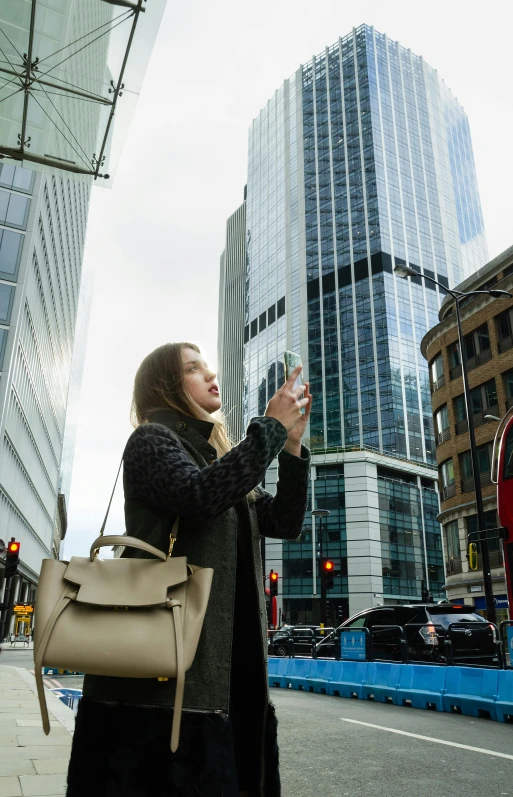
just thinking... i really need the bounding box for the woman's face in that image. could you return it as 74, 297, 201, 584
182, 347, 221, 414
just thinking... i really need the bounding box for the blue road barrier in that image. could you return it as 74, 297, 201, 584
362, 661, 402, 704
495, 669, 513, 722
306, 659, 336, 693
285, 658, 313, 690
268, 657, 513, 726
396, 664, 446, 712
327, 660, 368, 699
442, 666, 499, 720
267, 657, 289, 688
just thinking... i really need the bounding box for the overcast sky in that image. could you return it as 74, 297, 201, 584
62, 0, 513, 559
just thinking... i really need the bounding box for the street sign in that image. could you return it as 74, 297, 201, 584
13, 605, 33, 614
341, 630, 366, 661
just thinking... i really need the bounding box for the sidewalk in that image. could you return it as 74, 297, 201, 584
0, 665, 74, 796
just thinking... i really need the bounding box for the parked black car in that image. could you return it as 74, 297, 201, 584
315, 604, 498, 666
270, 625, 335, 657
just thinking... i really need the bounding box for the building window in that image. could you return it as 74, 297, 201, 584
0, 190, 29, 229
434, 404, 450, 446
250, 319, 257, 338
448, 323, 491, 380
445, 520, 462, 573
0, 229, 23, 280
0, 284, 14, 324
495, 307, 513, 354
0, 165, 33, 193
268, 304, 276, 325
429, 354, 445, 393
440, 458, 456, 500
453, 378, 498, 434
0, 327, 6, 369
504, 369, 513, 411
459, 442, 493, 493
244, 325, 249, 344
466, 511, 502, 567
259, 311, 266, 332
277, 296, 285, 318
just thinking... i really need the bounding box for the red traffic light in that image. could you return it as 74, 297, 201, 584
323, 560, 334, 571
7, 542, 19, 554
270, 572, 278, 581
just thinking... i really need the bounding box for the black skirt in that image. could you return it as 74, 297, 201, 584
65, 698, 281, 797
66, 698, 239, 797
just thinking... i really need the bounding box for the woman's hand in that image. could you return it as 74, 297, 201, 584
283, 381, 312, 456
265, 365, 312, 455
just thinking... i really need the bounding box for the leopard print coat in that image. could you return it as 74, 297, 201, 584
78, 410, 310, 797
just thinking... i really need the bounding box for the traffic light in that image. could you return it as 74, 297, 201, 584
5, 540, 20, 577
468, 542, 478, 571
323, 560, 335, 590
269, 570, 278, 599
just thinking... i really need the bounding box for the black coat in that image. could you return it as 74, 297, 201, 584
67, 411, 310, 797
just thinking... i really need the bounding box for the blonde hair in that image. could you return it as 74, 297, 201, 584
131, 342, 235, 458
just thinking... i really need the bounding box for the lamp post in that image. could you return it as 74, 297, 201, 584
395, 262, 512, 625
312, 509, 330, 626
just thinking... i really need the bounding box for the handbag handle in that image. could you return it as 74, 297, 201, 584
89, 535, 168, 562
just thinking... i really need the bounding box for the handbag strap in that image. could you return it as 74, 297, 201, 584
97, 456, 180, 558
99, 456, 123, 537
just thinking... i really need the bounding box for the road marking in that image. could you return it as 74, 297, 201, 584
340, 718, 513, 762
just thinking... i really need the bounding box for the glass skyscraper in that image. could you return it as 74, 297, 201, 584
242, 24, 488, 621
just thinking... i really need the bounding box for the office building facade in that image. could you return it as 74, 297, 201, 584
218, 200, 247, 443
241, 24, 488, 621
0, 164, 90, 603
421, 245, 513, 626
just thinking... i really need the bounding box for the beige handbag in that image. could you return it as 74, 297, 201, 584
33, 461, 213, 752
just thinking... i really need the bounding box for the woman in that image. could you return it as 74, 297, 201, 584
67, 342, 311, 797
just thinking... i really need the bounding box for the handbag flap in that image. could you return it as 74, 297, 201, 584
64, 555, 188, 607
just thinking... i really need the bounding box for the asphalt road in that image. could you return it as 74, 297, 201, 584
274, 687, 513, 797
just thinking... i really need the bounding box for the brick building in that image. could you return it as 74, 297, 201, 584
421, 245, 513, 624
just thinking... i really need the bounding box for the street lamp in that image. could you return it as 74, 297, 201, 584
395, 262, 512, 625
312, 509, 330, 626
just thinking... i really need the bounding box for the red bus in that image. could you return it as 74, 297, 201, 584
494, 411, 513, 619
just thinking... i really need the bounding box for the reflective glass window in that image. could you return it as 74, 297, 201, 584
445, 520, 461, 559
0, 230, 23, 279
0, 284, 14, 323
440, 458, 455, 488
435, 405, 449, 434
0, 328, 6, 369
5, 193, 29, 228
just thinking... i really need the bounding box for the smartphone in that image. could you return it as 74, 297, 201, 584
283, 351, 305, 413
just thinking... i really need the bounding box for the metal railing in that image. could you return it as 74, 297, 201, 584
436, 428, 451, 446
455, 405, 500, 435
498, 335, 513, 354
431, 374, 445, 394
441, 483, 456, 500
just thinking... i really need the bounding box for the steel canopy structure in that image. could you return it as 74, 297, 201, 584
0, 0, 166, 183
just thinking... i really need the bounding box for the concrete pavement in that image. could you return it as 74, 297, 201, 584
0, 665, 73, 797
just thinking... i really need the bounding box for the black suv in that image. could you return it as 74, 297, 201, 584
315, 604, 498, 666
270, 625, 335, 657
